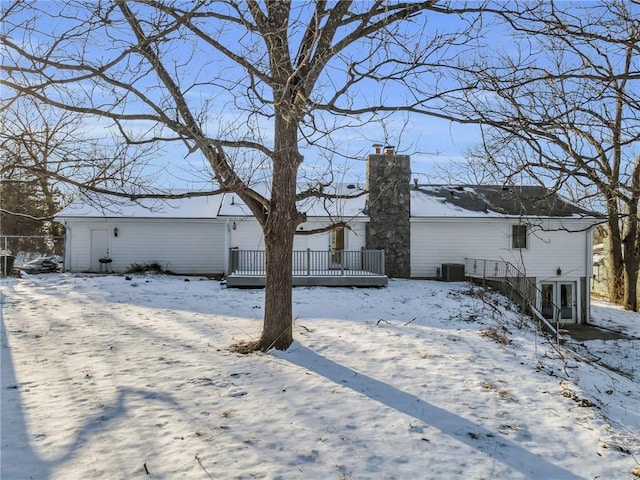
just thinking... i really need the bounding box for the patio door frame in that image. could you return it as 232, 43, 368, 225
539, 281, 577, 324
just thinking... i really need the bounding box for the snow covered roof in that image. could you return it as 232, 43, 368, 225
218, 183, 367, 218
411, 185, 601, 218
55, 192, 223, 219
56, 184, 600, 221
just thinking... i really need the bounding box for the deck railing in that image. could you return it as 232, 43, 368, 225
229, 249, 385, 277
465, 257, 561, 341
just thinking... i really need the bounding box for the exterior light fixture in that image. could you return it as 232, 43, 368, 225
556, 267, 562, 276
114, 227, 118, 237
232, 222, 237, 230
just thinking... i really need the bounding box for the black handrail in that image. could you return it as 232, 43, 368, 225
465, 257, 561, 342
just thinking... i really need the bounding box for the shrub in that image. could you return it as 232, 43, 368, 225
126, 261, 163, 274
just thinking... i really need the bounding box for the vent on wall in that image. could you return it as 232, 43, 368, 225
441, 263, 466, 282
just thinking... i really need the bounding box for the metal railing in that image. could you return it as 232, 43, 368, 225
465, 257, 561, 341
465, 258, 510, 279
229, 249, 385, 277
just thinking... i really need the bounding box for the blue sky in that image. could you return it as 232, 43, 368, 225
8, 1, 637, 194
118, 4, 489, 190
4, 2, 492, 190
149, 116, 483, 190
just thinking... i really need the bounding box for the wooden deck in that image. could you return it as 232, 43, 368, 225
226, 249, 388, 288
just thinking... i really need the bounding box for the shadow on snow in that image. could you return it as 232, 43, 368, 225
276, 344, 581, 480
1, 290, 182, 479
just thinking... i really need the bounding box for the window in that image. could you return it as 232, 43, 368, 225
512, 224, 528, 249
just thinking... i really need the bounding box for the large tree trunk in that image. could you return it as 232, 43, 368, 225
622, 204, 639, 311
257, 166, 299, 350
624, 257, 639, 312
608, 233, 625, 304
259, 223, 295, 350
608, 212, 639, 312
606, 201, 625, 304
256, 114, 302, 351
252, 2, 305, 351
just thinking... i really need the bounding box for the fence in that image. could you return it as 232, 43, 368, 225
229, 249, 385, 277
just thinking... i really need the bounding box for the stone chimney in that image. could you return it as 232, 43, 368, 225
366, 144, 411, 278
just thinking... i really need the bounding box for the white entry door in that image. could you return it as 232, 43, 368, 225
540, 281, 577, 324
90, 229, 110, 272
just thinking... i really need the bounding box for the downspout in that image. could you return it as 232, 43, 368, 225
63, 220, 71, 273
585, 225, 594, 324
224, 219, 230, 275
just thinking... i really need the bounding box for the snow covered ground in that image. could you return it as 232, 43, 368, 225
1, 273, 639, 479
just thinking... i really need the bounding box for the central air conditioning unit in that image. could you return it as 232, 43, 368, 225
441, 263, 466, 282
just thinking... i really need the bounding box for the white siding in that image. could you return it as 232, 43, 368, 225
294, 227, 328, 250
65, 221, 94, 272
63, 218, 225, 274
228, 218, 367, 252
229, 219, 264, 250
347, 222, 367, 250
410, 218, 591, 280
296, 220, 366, 251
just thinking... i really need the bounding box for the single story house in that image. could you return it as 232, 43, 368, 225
55, 185, 370, 278
55, 147, 601, 324
55, 194, 227, 275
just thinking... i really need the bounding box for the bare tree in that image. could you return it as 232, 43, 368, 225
1, 99, 70, 223
1, 95, 160, 255
1, 97, 150, 209
441, 0, 640, 311
1, 1, 487, 349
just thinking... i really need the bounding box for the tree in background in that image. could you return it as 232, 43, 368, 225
442, 1, 639, 311
0, 175, 60, 255
2, 1, 488, 349
1, 99, 68, 255
1, 96, 156, 255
